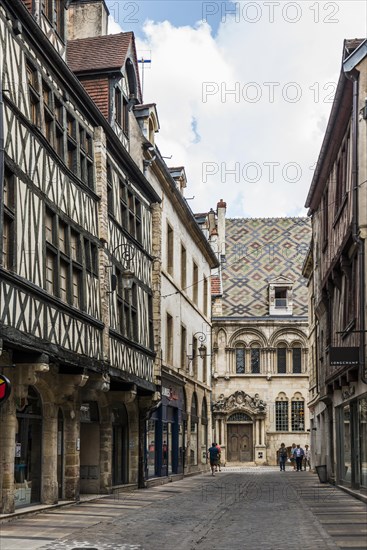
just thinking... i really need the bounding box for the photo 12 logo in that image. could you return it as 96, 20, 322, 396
106, 1, 140, 24
201, 1, 340, 24
202, 161, 303, 184
202, 81, 337, 104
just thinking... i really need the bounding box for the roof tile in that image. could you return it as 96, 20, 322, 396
67, 32, 133, 73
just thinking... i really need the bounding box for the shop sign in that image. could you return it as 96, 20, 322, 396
0, 374, 11, 405
162, 386, 179, 401
330, 347, 359, 366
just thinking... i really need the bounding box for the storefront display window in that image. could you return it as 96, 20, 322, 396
178, 422, 184, 469
167, 422, 172, 475
146, 419, 156, 478
112, 405, 128, 485
359, 397, 367, 488
341, 404, 351, 483
201, 398, 208, 464
190, 421, 198, 465
190, 393, 199, 466
15, 386, 42, 508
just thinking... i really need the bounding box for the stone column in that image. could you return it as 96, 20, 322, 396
64, 409, 80, 500
42, 401, 58, 504
254, 415, 267, 464
99, 402, 112, 494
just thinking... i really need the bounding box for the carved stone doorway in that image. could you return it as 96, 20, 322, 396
227, 424, 253, 462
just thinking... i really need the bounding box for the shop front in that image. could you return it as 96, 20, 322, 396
337, 392, 367, 490
146, 374, 185, 478
15, 386, 43, 508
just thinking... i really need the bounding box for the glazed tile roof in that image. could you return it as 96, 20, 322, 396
67, 32, 133, 73
222, 217, 311, 317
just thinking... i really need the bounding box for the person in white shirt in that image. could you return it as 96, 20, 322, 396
303, 444, 311, 471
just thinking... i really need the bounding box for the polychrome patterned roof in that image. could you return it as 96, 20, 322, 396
222, 217, 311, 317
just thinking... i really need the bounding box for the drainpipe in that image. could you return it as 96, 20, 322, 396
344, 67, 367, 384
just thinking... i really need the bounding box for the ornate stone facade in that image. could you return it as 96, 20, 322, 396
198, 202, 311, 465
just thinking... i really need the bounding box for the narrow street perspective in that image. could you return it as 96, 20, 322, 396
0, 2, 366, 550
1, 468, 366, 550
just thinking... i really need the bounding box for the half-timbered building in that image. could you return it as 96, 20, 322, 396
0, 0, 161, 513
304, 39, 367, 493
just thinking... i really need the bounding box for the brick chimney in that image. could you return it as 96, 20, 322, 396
67, 0, 109, 40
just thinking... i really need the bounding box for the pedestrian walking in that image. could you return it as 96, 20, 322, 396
215, 442, 222, 472
207, 442, 219, 476
290, 443, 297, 471
294, 444, 304, 471
303, 444, 311, 471
278, 442, 288, 471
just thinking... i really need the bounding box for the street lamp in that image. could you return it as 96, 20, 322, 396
106, 243, 135, 293
187, 331, 207, 364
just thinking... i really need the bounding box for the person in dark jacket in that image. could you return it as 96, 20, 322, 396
278, 443, 288, 471
207, 443, 219, 476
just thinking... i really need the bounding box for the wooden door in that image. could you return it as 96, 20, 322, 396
227, 424, 253, 462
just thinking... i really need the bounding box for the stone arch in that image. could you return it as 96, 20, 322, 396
229, 327, 267, 348
216, 328, 227, 348
227, 411, 253, 422
234, 340, 247, 348
201, 395, 208, 420
33, 376, 54, 408
290, 340, 303, 348
269, 328, 307, 348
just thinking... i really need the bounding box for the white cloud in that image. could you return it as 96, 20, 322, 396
128, 2, 367, 217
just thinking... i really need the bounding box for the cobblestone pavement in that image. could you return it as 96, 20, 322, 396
1, 467, 366, 550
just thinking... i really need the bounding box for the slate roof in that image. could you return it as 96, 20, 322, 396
67, 32, 133, 73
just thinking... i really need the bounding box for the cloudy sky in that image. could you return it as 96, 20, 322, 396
107, 1, 366, 217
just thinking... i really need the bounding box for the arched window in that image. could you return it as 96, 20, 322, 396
292, 346, 302, 373
275, 393, 289, 431
250, 344, 261, 373
235, 343, 245, 374
277, 343, 287, 373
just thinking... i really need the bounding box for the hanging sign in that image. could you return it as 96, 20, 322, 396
330, 347, 359, 366
0, 374, 11, 405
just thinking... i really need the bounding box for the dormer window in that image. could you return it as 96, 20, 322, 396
269, 276, 293, 315
274, 287, 287, 307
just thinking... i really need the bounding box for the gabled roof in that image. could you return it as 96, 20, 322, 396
268, 275, 294, 285
67, 32, 133, 74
